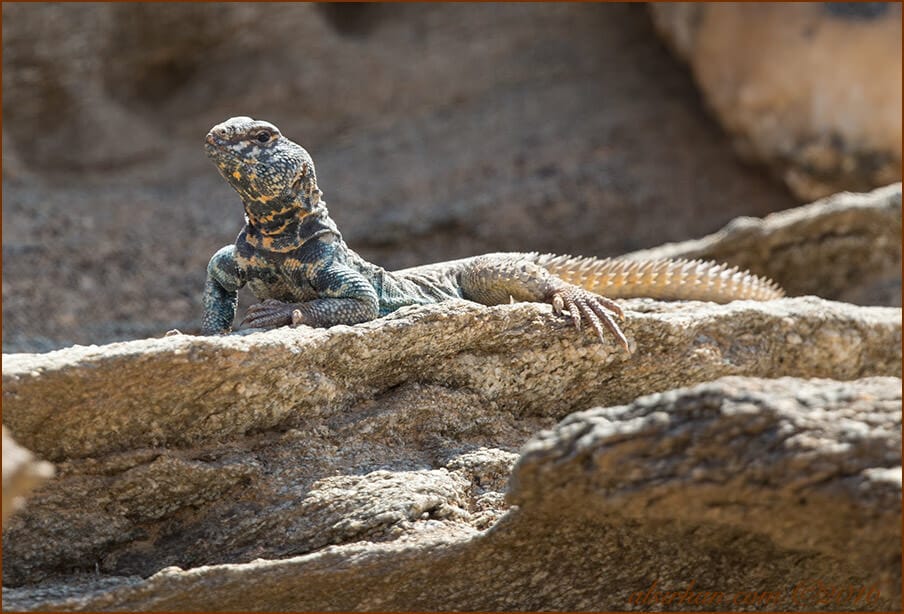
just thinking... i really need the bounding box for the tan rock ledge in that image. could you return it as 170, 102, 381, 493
3, 296, 900, 462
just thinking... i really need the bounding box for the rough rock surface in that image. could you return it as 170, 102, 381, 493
650, 3, 902, 201
3, 376, 899, 611
4, 297, 900, 462
2, 2, 798, 353
628, 184, 902, 307
1, 427, 54, 528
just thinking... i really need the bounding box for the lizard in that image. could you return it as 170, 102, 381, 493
201, 116, 784, 351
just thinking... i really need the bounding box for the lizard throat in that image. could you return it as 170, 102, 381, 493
242, 195, 339, 252
242, 191, 309, 229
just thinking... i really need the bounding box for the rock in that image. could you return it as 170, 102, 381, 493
1, 294, 900, 595
509, 376, 902, 610
1, 427, 54, 528
650, 3, 902, 201
0, 4, 164, 171
628, 183, 902, 306
3, 297, 899, 462
3, 376, 899, 611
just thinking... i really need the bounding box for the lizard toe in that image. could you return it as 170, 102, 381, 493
587, 298, 630, 351
551, 286, 630, 351
559, 291, 582, 331
240, 301, 295, 329
291, 309, 306, 327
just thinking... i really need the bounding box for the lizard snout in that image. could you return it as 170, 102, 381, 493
204, 130, 232, 161
205, 128, 227, 147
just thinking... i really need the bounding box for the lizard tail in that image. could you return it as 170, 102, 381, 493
531, 253, 785, 302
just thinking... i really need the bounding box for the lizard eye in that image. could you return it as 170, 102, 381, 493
255, 131, 271, 143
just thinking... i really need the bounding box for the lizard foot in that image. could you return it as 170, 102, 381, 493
549, 285, 630, 352
240, 299, 299, 330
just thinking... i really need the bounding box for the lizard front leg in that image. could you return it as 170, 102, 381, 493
459, 255, 630, 351
241, 263, 380, 330
201, 245, 246, 335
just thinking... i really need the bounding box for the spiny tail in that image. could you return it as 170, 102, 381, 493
531, 253, 784, 302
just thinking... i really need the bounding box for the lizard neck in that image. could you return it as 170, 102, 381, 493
242, 192, 340, 253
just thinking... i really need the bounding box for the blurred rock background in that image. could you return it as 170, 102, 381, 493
651, 2, 902, 200
3, 2, 900, 352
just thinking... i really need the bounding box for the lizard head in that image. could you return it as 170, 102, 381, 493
205, 117, 320, 211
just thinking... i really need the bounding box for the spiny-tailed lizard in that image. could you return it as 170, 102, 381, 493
201, 117, 783, 351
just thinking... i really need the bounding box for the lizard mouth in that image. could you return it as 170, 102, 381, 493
204, 131, 225, 154
204, 133, 240, 171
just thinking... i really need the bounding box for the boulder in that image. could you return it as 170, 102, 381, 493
3, 376, 899, 611
650, 3, 902, 200
3, 297, 899, 462
628, 183, 902, 306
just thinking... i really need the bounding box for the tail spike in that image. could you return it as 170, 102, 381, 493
532, 253, 783, 302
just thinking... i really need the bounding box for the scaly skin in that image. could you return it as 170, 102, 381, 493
202, 117, 783, 351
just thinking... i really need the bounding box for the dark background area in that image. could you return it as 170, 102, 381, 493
2, 3, 798, 352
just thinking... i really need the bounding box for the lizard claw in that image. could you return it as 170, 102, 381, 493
240, 299, 298, 330
291, 309, 306, 327
549, 285, 630, 352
